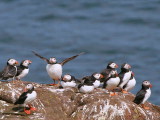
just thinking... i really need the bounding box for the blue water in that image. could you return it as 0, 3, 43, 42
0, 0, 160, 105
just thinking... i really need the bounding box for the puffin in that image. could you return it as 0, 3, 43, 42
89, 73, 104, 88
123, 71, 136, 92
61, 74, 79, 88
78, 78, 94, 93
133, 80, 152, 110
118, 63, 132, 93
16, 60, 32, 80
103, 70, 120, 96
0, 58, 19, 81
32, 51, 84, 86
100, 62, 118, 82
14, 84, 37, 114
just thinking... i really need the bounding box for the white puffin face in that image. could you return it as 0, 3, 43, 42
49, 57, 57, 64
26, 84, 33, 90
63, 74, 71, 81
109, 63, 118, 69
123, 63, 131, 69
93, 73, 101, 79
143, 81, 152, 87
8, 59, 18, 65
22, 60, 32, 67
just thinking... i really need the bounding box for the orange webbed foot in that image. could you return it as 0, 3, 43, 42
142, 104, 150, 110
30, 107, 37, 111
24, 109, 31, 114
122, 90, 128, 94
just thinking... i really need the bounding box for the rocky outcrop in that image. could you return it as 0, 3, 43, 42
0, 81, 160, 120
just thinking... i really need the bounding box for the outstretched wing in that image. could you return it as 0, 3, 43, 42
60, 52, 84, 66
32, 51, 50, 64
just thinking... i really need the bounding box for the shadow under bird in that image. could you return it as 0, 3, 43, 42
32, 51, 84, 86
14, 84, 37, 114
133, 80, 152, 110
0, 58, 19, 81
16, 60, 32, 81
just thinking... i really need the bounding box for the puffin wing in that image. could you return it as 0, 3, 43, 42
16, 66, 23, 76
60, 52, 84, 66
32, 51, 50, 64
0, 66, 16, 79
133, 89, 145, 104
14, 92, 28, 105
117, 72, 124, 86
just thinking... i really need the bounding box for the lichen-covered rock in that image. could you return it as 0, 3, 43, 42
0, 81, 160, 120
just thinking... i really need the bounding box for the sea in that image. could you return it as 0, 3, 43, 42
0, 0, 160, 105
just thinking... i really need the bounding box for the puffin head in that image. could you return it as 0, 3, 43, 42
107, 62, 118, 69
121, 63, 131, 70
7, 58, 19, 66
92, 73, 104, 80
142, 80, 152, 88
63, 74, 72, 81
24, 84, 34, 92
49, 57, 57, 64
21, 60, 32, 67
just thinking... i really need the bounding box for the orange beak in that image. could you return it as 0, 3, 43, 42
28, 60, 32, 64
24, 88, 27, 92
150, 84, 152, 88
100, 74, 104, 79
128, 65, 131, 69
115, 64, 118, 68
15, 61, 19, 65
63, 77, 66, 80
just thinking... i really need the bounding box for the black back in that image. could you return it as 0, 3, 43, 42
14, 87, 34, 105
133, 84, 150, 104
78, 78, 93, 89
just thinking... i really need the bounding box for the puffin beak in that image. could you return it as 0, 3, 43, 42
149, 84, 152, 88
15, 61, 19, 65
115, 64, 118, 68
128, 65, 131, 69
63, 77, 66, 80
100, 74, 104, 79
28, 60, 32, 64
24, 87, 27, 92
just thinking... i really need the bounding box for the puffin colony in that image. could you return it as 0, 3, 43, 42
0, 51, 152, 114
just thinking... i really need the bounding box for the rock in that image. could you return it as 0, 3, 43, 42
0, 81, 160, 120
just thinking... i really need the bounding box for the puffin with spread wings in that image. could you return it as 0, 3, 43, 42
32, 51, 84, 86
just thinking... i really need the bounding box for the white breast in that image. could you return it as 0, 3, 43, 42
119, 71, 132, 88
124, 77, 136, 92
142, 88, 151, 104
106, 77, 120, 90
79, 85, 94, 93
46, 64, 62, 80
24, 91, 37, 104
17, 69, 29, 79
93, 80, 100, 88
61, 81, 76, 88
